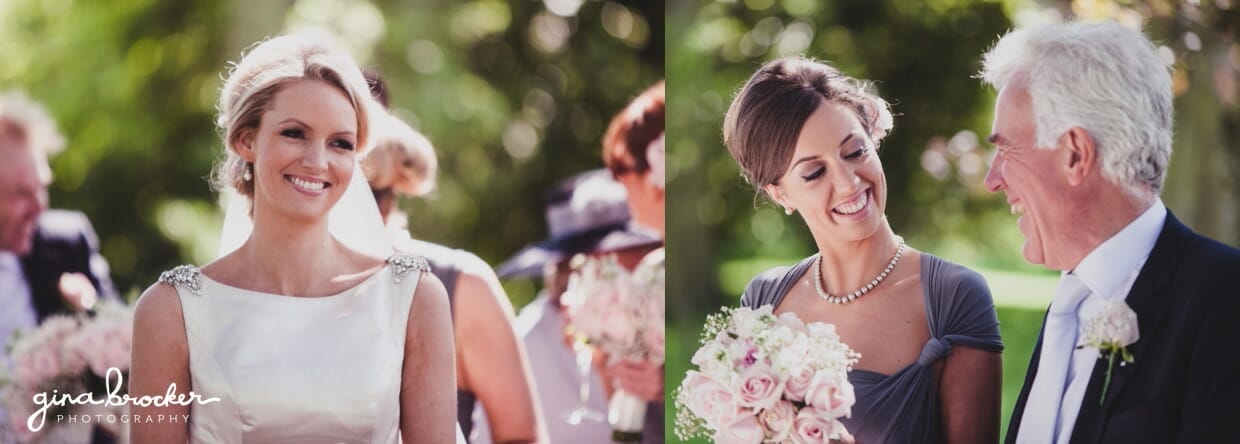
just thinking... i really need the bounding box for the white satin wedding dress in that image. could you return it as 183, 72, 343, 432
159, 253, 466, 443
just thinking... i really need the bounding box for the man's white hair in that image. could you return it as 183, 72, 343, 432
980, 22, 1173, 194
0, 90, 65, 156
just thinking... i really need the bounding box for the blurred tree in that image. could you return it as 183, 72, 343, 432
0, 0, 230, 299
0, 0, 663, 308
363, 0, 663, 306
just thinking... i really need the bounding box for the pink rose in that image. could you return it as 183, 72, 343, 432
713, 414, 764, 444
682, 371, 740, 428
783, 366, 815, 402
803, 370, 854, 419
793, 408, 843, 444
735, 363, 782, 411
758, 400, 796, 442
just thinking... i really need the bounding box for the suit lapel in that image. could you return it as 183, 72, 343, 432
20, 229, 72, 322
1070, 213, 1186, 443
1005, 310, 1050, 444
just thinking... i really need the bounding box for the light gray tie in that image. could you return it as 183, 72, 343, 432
1018, 273, 1090, 444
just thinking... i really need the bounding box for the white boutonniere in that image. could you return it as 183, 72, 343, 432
1077, 300, 1139, 405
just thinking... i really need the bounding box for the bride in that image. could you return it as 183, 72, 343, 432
129, 31, 460, 443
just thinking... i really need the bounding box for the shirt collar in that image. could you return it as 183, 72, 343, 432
1072, 199, 1166, 301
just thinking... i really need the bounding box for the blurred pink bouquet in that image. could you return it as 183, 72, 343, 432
1, 300, 132, 443
675, 305, 860, 444
561, 250, 664, 441
562, 250, 664, 364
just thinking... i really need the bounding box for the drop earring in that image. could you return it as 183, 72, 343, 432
243, 163, 253, 182
785, 207, 795, 215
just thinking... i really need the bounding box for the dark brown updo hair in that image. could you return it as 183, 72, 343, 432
603, 81, 664, 177
722, 57, 893, 191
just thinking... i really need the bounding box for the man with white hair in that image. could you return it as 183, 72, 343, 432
0, 92, 119, 442
0, 91, 117, 354
980, 22, 1240, 443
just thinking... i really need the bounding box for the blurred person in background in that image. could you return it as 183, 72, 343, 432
0, 90, 119, 442
601, 81, 666, 444
0, 91, 118, 345
360, 75, 546, 443
603, 82, 664, 240
488, 169, 661, 444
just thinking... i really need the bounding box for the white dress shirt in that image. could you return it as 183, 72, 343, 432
1020, 199, 1166, 443
0, 252, 38, 358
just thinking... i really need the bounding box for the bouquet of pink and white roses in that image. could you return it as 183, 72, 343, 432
1, 300, 133, 443
561, 250, 665, 441
675, 305, 860, 444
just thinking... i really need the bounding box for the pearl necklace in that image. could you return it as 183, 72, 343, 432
814, 241, 906, 304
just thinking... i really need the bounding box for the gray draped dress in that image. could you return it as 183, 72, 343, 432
740, 253, 1003, 444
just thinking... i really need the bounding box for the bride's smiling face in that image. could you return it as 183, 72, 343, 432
766, 102, 887, 243
240, 79, 359, 224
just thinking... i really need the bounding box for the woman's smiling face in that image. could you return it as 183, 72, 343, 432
242, 79, 360, 224
766, 102, 887, 243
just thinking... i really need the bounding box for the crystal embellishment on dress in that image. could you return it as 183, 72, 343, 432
159, 265, 204, 296
387, 253, 429, 283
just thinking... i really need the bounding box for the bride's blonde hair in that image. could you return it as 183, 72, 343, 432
212, 30, 379, 199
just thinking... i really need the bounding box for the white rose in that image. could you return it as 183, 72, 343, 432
1079, 300, 1140, 350
693, 342, 733, 381
1102, 301, 1139, 345
771, 340, 811, 378
728, 338, 761, 369
736, 306, 774, 336
778, 312, 807, 331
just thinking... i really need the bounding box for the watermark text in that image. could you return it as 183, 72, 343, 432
27, 368, 220, 432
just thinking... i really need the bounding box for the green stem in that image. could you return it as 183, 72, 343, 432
1099, 350, 1117, 405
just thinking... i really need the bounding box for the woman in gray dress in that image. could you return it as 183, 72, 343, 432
722, 57, 1002, 443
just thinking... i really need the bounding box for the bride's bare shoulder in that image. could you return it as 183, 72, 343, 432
134, 270, 192, 335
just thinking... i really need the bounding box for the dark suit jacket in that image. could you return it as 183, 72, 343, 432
1006, 212, 1240, 443
18, 209, 117, 320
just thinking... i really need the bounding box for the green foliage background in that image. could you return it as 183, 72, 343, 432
0, 0, 664, 308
